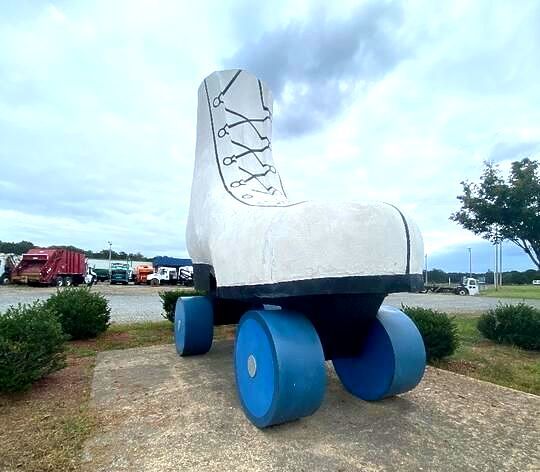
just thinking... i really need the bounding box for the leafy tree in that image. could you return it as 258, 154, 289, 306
451, 158, 540, 269
504, 271, 528, 285
0, 240, 152, 261
0, 240, 34, 254
427, 269, 449, 283
525, 269, 540, 283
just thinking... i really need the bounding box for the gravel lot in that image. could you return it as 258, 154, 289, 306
0, 284, 175, 323
1, 284, 540, 323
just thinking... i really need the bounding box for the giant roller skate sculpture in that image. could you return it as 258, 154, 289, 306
176, 69, 426, 428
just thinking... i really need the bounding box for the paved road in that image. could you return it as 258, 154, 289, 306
1, 285, 539, 322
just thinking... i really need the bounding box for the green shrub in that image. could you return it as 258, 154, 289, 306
478, 303, 540, 350
160, 290, 186, 322
46, 287, 110, 340
159, 289, 205, 322
0, 302, 66, 393
401, 305, 459, 361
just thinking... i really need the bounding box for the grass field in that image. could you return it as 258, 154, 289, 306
481, 284, 540, 299
434, 316, 540, 395
1, 317, 538, 471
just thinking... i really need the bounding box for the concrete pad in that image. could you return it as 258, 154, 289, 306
83, 342, 540, 471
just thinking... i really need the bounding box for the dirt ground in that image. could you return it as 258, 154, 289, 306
83, 341, 540, 471
0, 354, 96, 471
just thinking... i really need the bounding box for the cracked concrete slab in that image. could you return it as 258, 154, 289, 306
83, 342, 540, 471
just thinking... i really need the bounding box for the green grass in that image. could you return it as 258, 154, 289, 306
434, 316, 540, 395
481, 285, 540, 300
66, 320, 236, 358
66, 320, 173, 357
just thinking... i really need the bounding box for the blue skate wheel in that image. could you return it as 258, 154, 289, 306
174, 296, 213, 356
234, 309, 326, 428
333, 305, 425, 401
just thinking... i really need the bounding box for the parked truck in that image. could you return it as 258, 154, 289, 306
93, 267, 110, 282
147, 266, 178, 286
146, 266, 193, 286
10, 248, 94, 286
0, 253, 21, 285
134, 264, 154, 284
110, 262, 131, 285
150, 256, 193, 286
423, 278, 479, 296
178, 266, 194, 286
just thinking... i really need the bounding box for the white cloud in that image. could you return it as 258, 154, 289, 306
0, 0, 539, 269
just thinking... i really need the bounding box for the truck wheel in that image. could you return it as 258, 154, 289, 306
457, 287, 468, 296
0, 275, 9, 285
64, 277, 73, 287
55, 276, 64, 287
151, 279, 160, 286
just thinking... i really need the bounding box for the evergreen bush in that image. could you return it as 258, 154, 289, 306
0, 302, 66, 393
46, 287, 110, 339
478, 303, 540, 350
159, 289, 205, 322
401, 305, 459, 361
160, 290, 186, 322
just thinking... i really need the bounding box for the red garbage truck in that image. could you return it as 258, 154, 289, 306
11, 248, 91, 286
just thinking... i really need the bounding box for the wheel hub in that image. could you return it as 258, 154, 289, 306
247, 354, 257, 378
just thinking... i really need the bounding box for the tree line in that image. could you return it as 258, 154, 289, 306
0, 240, 152, 262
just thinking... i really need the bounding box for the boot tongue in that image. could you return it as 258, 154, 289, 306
205, 69, 291, 207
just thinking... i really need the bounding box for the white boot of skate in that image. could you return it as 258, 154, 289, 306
186, 69, 424, 299
177, 69, 426, 428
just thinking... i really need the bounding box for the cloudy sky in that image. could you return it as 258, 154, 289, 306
1, 0, 539, 272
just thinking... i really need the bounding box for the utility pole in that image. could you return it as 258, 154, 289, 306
467, 247, 472, 278
494, 242, 498, 291
499, 241, 503, 287
108, 241, 112, 277
424, 254, 428, 285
